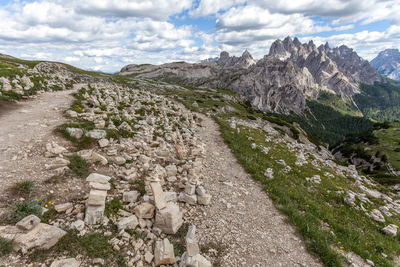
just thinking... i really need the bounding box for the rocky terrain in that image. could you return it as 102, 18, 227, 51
1, 50, 400, 267
371, 49, 400, 81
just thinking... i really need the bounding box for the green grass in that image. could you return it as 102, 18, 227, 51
13, 181, 35, 196
29, 231, 121, 264
215, 119, 400, 266
105, 199, 123, 217
6, 200, 42, 224
68, 154, 90, 178
56, 122, 95, 149
0, 237, 13, 257
151, 81, 400, 266
130, 179, 146, 196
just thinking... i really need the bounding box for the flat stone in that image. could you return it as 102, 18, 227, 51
86, 130, 106, 139
0, 223, 66, 254
55, 203, 73, 213
123, 191, 140, 203
50, 258, 80, 267
89, 182, 111, 191
86, 173, 111, 184
144, 251, 154, 264
98, 138, 109, 148
134, 202, 155, 219
198, 194, 212, 205
117, 215, 139, 230
150, 182, 167, 210
16, 215, 40, 231
178, 193, 197, 205
87, 190, 107, 206
154, 238, 176, 266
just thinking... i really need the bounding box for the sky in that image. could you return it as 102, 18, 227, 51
0, 0, 399, 73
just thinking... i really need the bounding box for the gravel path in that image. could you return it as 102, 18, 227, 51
189, 112, 322, 267
0, 89, 77, 209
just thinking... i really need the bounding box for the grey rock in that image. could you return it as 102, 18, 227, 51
86, 130, 107, 139
117, 215, 139, 230
66, 127, 84, 139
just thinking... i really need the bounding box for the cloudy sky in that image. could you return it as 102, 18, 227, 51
0, 0, 399, 72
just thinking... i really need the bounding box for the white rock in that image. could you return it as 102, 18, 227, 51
134, 202, 155, 219
66, 128, 84, 139
98, 138, 110, 148
150, 182, 167, 210
0, 222, 66, 254
16, 215, 40, 231
117, 215, 139, 230
86, 130, 107, 139
369, 209, 385, 223
178, 193, 197, 205
55, 203, 73, 213
383, 224, 398, 237
264, 168, 274, 179
154, 202, 183, 234
186, 225, 200, 257
154, 238, 176, 266
50, 258, 80, 267
70, 220, 85, 231
123, 191, 140, 203
86, 173, 111, 184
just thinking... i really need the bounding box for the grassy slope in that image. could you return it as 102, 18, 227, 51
151, 82, 400, 266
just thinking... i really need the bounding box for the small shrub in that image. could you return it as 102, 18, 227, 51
105, 199, 122, 217
7, 200, 42, 224
68, 154, 90, 178
14, 180, 35, 196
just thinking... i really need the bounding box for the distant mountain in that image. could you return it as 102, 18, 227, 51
200, 57, 219, 63
371, 49, 400, 81
120, 37, 384, 115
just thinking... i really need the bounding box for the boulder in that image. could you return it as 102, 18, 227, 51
0, 222, 66, 254
134, 203, 155, 219
16, 215, 40, 231
154, 238, 176, 266
154, 202, 183, 234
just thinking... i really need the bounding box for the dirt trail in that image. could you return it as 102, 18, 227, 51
0, 89, 76, 210
189, 113, 322, 267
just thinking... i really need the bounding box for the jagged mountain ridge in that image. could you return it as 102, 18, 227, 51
120, 37, 384, 114
371, 49, 400, 81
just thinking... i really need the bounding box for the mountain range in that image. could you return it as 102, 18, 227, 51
371, 48, 400, 81
120, 37, 386, 115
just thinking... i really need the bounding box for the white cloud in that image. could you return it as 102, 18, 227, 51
190, 0, 245, 17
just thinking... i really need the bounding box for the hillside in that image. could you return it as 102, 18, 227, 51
2, 53, 400, 267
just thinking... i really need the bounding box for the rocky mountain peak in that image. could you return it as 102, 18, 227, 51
371, 48, 400, 81
217, 50, 256, 68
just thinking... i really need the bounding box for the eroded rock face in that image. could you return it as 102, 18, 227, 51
371, 48, 400, 81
